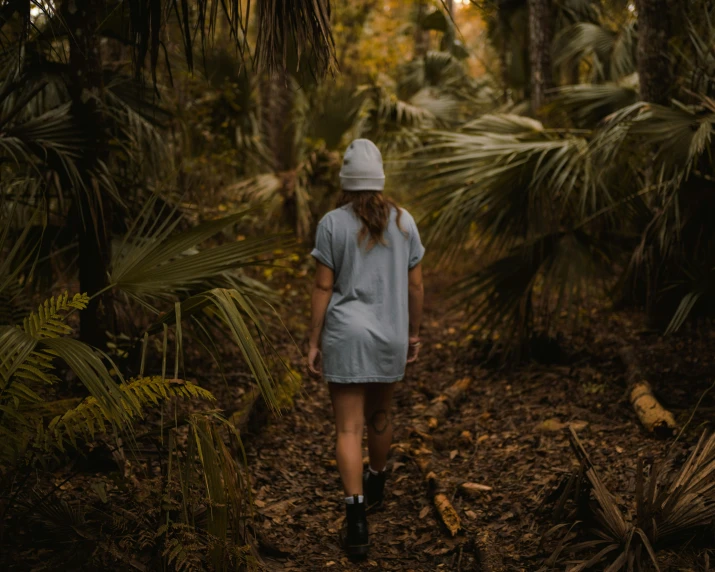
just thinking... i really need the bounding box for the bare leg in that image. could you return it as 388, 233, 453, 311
365, 382, 395, 472
329, 382, 366, 496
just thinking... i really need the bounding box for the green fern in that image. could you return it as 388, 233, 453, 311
22, 293, 89, 340
38, 376, 216, 452
1, 293, 91, 448
1, 292, 218, 465
13, 293, 90, 387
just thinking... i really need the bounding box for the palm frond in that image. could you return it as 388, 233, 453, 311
553, 21, 636, 83
451, 231, 610, 352
254, 0, 336, 77
168, 412, 254, 568
409, 88, 460, 124
593, 100, 715, 181
151, 288, 282, 413
548, 429, 715, 570
461, 112, 544, 134
680, 9, 715, 96
0, 205, 40, 325
399, 50, 472, 98
353, 83, 444, 154
550, 75, 639, 126
411, 121, 603, 252
110, 203, 289, 299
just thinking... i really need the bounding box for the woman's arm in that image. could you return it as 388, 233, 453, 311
407, 262, 424, 363
308, 262, 335, 375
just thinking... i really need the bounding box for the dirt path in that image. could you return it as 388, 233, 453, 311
242, 270, 713, 571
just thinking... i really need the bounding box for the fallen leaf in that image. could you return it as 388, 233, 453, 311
465, 510, 477, 520
419, 506, 430, 519
460, 482, 493, 496
536, 418, 566, 432
450, 449, 459, 460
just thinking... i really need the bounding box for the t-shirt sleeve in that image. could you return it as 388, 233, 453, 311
408, 215, 426, 269
311, 217, 334, 269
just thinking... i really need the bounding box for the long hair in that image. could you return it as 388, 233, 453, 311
337, 191, 405, 249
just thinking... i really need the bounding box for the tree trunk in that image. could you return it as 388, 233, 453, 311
635, 0, 672, 105
444, 0, 455, 51
414, 0, 429, 58
61, 0, 111, 347
527, 0, 553, 112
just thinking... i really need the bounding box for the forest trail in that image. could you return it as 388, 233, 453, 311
243, 269, 703, 571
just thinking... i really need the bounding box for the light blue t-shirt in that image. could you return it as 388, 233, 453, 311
311, 204, 425, 383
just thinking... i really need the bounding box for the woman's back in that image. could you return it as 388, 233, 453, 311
311, 204, 424, 382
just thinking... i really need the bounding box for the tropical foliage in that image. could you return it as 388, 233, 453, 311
0, 0, 334, 569
410, 0, 715, 358
2, 0, 715, 568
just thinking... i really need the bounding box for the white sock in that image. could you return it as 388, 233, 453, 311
368, 465, 384, 475
344, 495, 364, 504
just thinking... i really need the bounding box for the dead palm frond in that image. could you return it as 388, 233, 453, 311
543, 429, 715, 571
254, 0, 336, 77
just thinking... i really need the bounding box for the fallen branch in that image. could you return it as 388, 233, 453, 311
410, 376, 473, 537
618, 344, 677, 438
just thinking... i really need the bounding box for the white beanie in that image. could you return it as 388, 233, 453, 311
339, 139, 385, 191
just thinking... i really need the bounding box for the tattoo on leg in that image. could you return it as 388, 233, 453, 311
369, 409, 391, 435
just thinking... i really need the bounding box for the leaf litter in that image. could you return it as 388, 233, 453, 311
241, 263, 714, 571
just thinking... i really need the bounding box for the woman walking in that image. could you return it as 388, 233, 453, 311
307, 139, 425, 558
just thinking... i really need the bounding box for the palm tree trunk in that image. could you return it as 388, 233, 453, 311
527, 0, 553, 112
635, 0, 672, 104
414, 0, 430, 58
443, 0, 455, 51
62, 0, 111, 346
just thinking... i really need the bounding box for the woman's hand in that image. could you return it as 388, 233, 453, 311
407, 336, 421, 364
308, 346, 322, 376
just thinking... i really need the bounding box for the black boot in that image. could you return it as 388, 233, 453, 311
340, 495, 369, 558
363, 470, 387, 512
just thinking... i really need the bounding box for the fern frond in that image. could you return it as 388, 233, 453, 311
12, 352, 60, 386
3, 293, 90, 389
40, 377, 215, 452
23, 292, 89, 340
